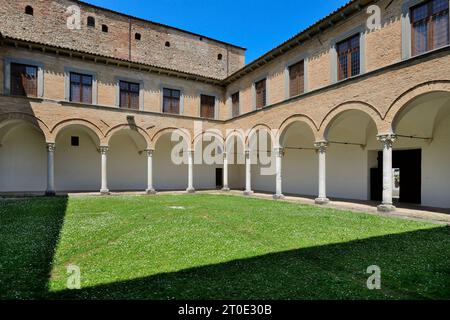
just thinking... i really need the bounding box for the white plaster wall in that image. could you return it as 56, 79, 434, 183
108, 133, 147, 191
229, 164, 245, 190
0, 124, 46, 192
194, 163, 220, 190
55, 128, 100, 191
252, 161, 276, 193
422, 114, 450, 208
282, 149, 318, 196
327, 144, 369, 200
154, 134, 188, 190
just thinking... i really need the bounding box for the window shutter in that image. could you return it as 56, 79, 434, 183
289, 61, 304, 97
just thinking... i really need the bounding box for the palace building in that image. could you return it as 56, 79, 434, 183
0, 0, 449, 211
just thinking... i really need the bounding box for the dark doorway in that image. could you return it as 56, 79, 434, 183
216, 168, 223, 189
370, 149, 422, 204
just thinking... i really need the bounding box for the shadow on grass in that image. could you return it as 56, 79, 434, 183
49, 226, 450, 300
0, 196, 68, 299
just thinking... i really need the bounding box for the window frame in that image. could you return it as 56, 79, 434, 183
69, 72, 93, 104
114, 77, 144, 111
284, 55, 308, 99
119, 81, 140, 110
252, 76, 268, 110
330, 26, 366, 84
4, 57, 44, 98
64, 67, 97, 105
402, 0, 450, 59
230, 91, 240, 118
10, 63, 38, 97
162, 87, 182, 115
336, 34, 361, 81
199, 93, 218, 120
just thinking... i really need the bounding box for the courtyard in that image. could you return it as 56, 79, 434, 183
0, 194, 449, 300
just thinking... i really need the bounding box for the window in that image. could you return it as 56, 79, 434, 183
337, 34, 360, 80
10, 63, 38, 97
87, 16, 95, 28
231, 92, 240, 117
218, 54, 223, 60
71, 136, 80, 147
25, 5, 33, 15
119, 81, 140, 109
102, 24, 108, 33
411, 0, 449, 56
289, 60, 305, 97
135, 33, 141, 40
165, 41, 171, 47
200, 94, 216, 119
255, 79, 267, 109
163, 88, 181, 114
70, 72, 93, 104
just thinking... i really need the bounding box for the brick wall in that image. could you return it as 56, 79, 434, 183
0, 0, 245, 79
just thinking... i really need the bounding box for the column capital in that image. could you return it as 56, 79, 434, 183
145, 149, 154, 157
99, 146, 109, 154
46, 142, 55, 152
314, 141, 328, 152
377, 133, 397, 147
245, 150, 251, 157
273, 146, 284, 157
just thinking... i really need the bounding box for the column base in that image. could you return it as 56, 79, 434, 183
146, 189, 156, 195
273, 194, 285, 200
186, 188, 196, 193
315, 197, 330, 205
377, 204, 396, 212
243, 190, 254, 196
100, 189, 110, 195
45, 191, 56, 197
221, 187, 231, 192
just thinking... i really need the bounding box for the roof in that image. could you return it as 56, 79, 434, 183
223, 0, 375, 84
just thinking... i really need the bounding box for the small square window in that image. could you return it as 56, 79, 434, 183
71, 136, 80, 147
102, 25, 108, 33
135, 33, 141, 40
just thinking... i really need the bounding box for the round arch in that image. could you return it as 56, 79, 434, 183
385, 81, 450, 131
278, 114, 318, 146
318, 101, 383, 140
245, 123, 276, 148
0, 112, 51, 142
52, 119, 104, 146
105, 124, 150, 150
151, 127, 192, 150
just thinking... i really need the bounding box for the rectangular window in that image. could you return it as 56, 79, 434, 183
71, 136, 80, 147
231, 92, 240, 117
337, 34, 360, 81
200, 94, 216, 119
119, 81, 140, 109
411, 0, 449, 56
70, 72, 92, 104
255, 79, 267, 109
289, 60, 305, 97
163, 88, 181, 114
10, 63, 38, 97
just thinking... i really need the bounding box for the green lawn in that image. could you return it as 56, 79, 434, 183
0, 194, 449, 300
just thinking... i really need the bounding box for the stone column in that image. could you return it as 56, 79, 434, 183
186, 150, 195, 193
377, 134, 396, 212
314, 141, 329, 205
244, 150, 253, 195
145, 149, 156, 194
222, 151, 230, 191
273, 147, 284, 199
45, 143, 56, 196
100, 146, 109, 195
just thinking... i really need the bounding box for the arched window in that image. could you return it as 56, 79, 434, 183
135, 33, 141, 40
165, 41, 171, 47
87, 16, 95, 28
25, 5, 34, 15
218, 54, 223, 60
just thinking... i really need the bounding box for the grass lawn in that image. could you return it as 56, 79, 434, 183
0, 194, 449, 300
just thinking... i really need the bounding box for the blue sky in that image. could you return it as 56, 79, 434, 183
83, 0, 349, 63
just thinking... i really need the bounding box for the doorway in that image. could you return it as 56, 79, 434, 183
215, 168, 223, 189
370, 149, 422, 204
